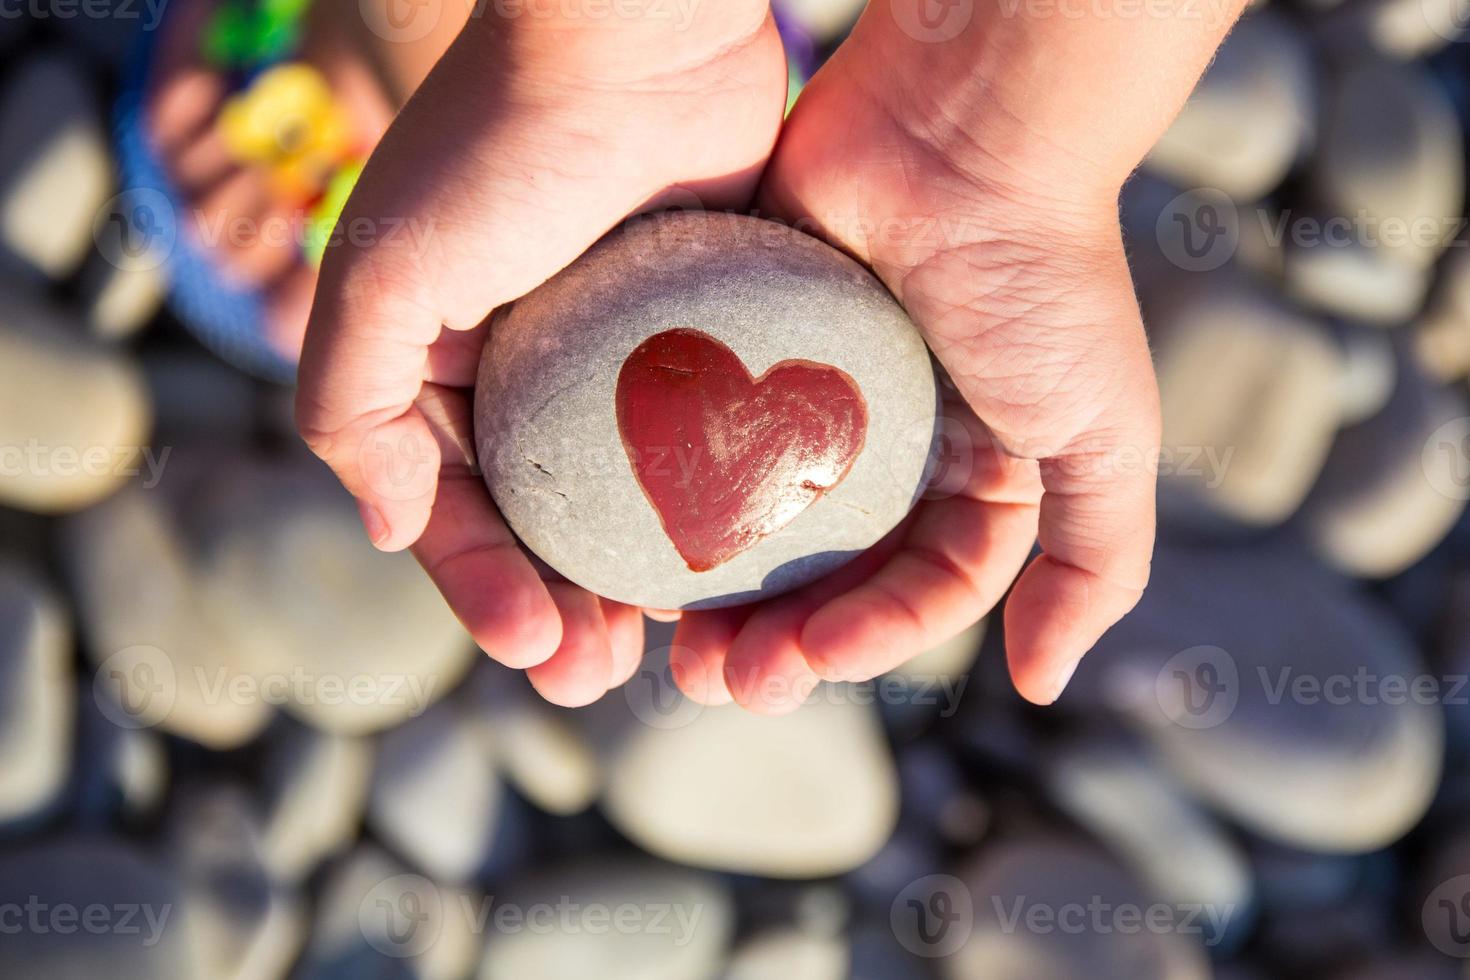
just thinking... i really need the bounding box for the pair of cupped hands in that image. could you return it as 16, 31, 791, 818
294, 3, 1163, 713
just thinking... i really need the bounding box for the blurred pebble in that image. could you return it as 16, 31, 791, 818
726, 928, 849, 980
57, 0, 147, 69
0, 291, 152, 513
879, 619, 983, 737
1252, 890, 1392, 974
299, 845, 481, 980
1077, 544, 1443, 852
1312, 60, 1463, 271
1414, 244, 1470, 380
0, 52, 111, 280
847, 827, 946, 914
1330, 954, 1462, 980
63, 481, 273, 748
259, 716, 373, 883
369, 700, 502, 884
1247, 840, 1371, 911
1284, 238, 1431, 325
602, 696, 899, 877
194, 457, 473, 735
1146, 272, 1344, 528
78, 228, 167, 340
943, 838, 1212, 980
478, 860, 733, 980
1318, 0, 1469, 59
1234, 201, 1287, 281
847, 919, 934, 980
1045, 733, 1254, 948
897, 742, 989, 847
463, 664, 600, 817
1299, 347, 1470, 577
888, 619, 984, 686
1415, 841, 1470, 971
1146, 10, 1313, 201
0, 562, 72, 829
0, 839, 193, 980
142, 350, 257, 444
1333, 324, 1398, 425
167, 783, 306, 980
72, 683, 167, 827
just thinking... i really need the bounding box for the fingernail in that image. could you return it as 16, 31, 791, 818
357, 500, 389, 547
1049, 660, 1079, 704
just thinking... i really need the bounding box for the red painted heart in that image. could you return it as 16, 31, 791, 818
615, 328, 869, 572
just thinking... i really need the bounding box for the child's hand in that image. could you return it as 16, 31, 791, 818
670, 0, 1246, 711
295, 4, 787, 706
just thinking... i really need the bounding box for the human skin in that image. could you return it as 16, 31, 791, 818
295, 0, 1248, 711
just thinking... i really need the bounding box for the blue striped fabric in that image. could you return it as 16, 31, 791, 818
114, 14, 298, 384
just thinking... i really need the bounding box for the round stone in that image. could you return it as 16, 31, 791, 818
1301, 349, 1470, 578
0, 839, 194, 980
1072, 543, 1443, 852
1044, 733, 1254, 951
475, 211, 938, 609
0, 52, 111, 281
1311, 61, 1463, 271
478, 860, 733, 980
1145, 10, 1313, 202
258, 717, 374, 883
1145, 271, 1344, 529
367, 700, 503, 884
0, 292, 152, 514
943, 838, 1212, 980
600, 696, 899, 877
0, 562, 72, 830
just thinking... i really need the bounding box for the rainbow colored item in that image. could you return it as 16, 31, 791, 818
115, 0, 369, 381
218, 62, 356, 206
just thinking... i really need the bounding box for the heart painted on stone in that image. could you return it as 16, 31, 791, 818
615, 328, 869, 572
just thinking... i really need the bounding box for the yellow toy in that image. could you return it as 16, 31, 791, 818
218, 63, 354, 205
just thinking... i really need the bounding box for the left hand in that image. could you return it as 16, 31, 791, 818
668, 16, 1164, 713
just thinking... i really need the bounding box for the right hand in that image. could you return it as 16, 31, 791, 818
294, 4, 787, 706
